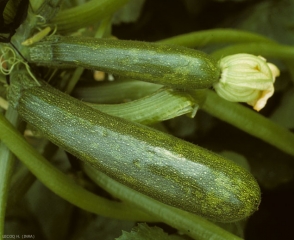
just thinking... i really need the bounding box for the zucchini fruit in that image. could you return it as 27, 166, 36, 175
8, 71, 260, 223
27, 36, 220, 90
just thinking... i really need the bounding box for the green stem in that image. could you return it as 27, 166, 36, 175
211, 42, 294, 60
11, 0, 62, 60
64, 67, 84, 94
52, 0, 130, 33
73, 80, 162, 103
88, 88, 197, 124
94, 16, 113, 38
157, 28, 275, 47
0, 113, 154, 222
84, 165, 242, 240
196, 90, 294, 157
0, 108, 22, 239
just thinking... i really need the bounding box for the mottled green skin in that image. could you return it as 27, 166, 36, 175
28, 36, 220, 90
11, 83, 260, 223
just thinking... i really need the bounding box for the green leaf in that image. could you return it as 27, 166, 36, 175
234, 0, 294, 45
112, 0, 145, 24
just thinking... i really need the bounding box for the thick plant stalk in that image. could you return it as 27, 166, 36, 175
0, 108, 22, 238
157, 28, 275, 47
88, 88, 197, 124
211, 42, 294, 60
84, 165, 243, 240
72, 80, 162, 103
197, 90, 294, 157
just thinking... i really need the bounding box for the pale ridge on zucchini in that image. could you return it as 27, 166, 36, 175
8, 71, 260, 223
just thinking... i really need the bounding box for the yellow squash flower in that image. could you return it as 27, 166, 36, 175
213, 53, 280, 111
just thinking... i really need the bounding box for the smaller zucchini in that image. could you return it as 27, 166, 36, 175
26, 36, 220, 90
9, 71, 260, 223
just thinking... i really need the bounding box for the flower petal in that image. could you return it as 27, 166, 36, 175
215, 53, 280, 111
